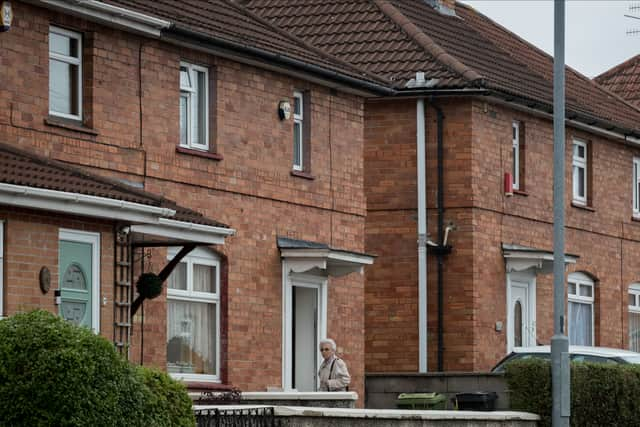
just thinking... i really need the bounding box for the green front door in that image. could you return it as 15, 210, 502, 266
59, 240, 93, 328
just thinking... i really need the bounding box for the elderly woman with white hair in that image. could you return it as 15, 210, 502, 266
317, 338, 351, 391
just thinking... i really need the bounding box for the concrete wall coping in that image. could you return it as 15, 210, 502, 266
366, 372, 502, 378
241, 391, 358, 401
194, 405, 540, 421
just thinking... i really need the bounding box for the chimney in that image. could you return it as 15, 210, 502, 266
425, 0, 456, 16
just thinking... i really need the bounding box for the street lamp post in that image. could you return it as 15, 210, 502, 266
552, 1, 570, 426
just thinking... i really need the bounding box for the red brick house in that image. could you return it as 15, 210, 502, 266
0, 0, 388, 401
246, 0, 640, 372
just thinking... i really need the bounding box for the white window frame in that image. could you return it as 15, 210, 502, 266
58, 229, 100, 333
49, 26, 82, 120
0, 220, 4, 318
512, 121, 520, 190
633, 158, 640, 216
167, 246, 220, 382
628, 284, 640, 351
293, 91, 304, 171
179, 62, 209, 150
567, 272, 594, 346
572, 140, 588, 205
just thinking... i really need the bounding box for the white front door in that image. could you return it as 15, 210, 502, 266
293, 286, 318, 391
282, 268, 327, 391
507, 271, 536, 351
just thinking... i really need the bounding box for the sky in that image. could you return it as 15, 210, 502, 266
460, 1, 640, 78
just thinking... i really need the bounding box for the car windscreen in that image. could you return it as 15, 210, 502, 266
619, 355, 640, 364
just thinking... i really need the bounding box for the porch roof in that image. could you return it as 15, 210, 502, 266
502, 243, 578, 274
0, 142, 234, 244
277, 236, 375, 277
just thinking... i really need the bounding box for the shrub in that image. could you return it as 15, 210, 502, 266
506, 359, 640, 427
0, 310, 194, 426
139, 366, 195, 427
506, 359, 552, 426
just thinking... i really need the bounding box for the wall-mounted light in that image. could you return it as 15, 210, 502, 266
1, 1, 12, 33
278, 99, 291, 120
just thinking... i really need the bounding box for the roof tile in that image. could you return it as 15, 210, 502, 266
0, 143, 228, 228
245, 0, 640, 132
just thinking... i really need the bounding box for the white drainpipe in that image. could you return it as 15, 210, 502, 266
416, 72, 428, 373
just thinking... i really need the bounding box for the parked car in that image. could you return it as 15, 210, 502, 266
491, 346, 640, 373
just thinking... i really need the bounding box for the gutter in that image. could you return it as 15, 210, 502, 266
29, 0, 393, 96
130, 219, 235, 245
486, 94, 640, 147
165, 25, 395, 97
31, 0, 170, 37
0, 183, 175, 223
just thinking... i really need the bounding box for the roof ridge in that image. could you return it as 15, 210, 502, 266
227, 0, 391, 85
0, 142, 164, 205
372, 0, 483, 85
594, 54, 640, 83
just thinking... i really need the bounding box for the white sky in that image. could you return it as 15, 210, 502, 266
461, 1, 640, 78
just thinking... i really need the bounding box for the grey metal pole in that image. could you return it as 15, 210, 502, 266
552, 1, 570, 427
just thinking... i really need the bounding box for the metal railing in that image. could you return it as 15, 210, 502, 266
195, 407, 280, 427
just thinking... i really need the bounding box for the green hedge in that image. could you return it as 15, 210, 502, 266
140, 367, 195, 427
0, 310, 194, 426
506, 359, 640, 427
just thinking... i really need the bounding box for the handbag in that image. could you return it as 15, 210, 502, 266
328, 358, 349, 391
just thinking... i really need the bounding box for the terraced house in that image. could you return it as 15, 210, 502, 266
246, 0, 640, 372
0, 0, 392, 402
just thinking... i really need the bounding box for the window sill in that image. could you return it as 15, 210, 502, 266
176, 146, 223, 161
290, 170, 314, 180
571, 202, 595, 212
513, 189, 529, 197
631, 215, 640, 223
44, 116, 98, 136
184, 381, 228, 392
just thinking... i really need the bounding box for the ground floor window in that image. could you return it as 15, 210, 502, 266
568, 272, 594, 346
629, 284, 640, 352
166, 247, 220, 381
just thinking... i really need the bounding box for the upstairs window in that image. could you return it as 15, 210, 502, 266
572, 140, 588, 205
568, 272, 594, 346
633, 158, 640, 217
629, 284, 640, 352
293, 91, 304, 171
49, 26, 82, 120
512, 121, 522, 190
180, 62, 209, 150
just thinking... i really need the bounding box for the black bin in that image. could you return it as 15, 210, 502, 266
453, 391, 497, 411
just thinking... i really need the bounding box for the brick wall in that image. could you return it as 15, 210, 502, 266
471, 99, 640, 369
364, 94, 640, 373
0, 206, 114, 339
1, 1, 368, 403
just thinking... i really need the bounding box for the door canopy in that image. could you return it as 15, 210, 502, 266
503, 243, 578, 274
277, 237, 375, 277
